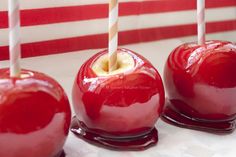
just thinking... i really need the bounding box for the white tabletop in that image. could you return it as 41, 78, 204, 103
1, 32, 236, 157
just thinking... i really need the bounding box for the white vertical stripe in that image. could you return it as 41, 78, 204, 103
108, 0, 118, 71
9, 23, 21, 48
109, 4, 118, 29
8, 0, 19, 14
197, 0, 206, 45
109, 33, 118, 57
8, 0, 21, 77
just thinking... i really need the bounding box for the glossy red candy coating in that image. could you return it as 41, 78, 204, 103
0, 69, 71, 157
72, 48, 164, 149
163, 40, 236, 132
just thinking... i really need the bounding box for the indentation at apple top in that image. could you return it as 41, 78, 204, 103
0, 69, 71, 157
71, 48, 165, 150
162, 40, 236, 133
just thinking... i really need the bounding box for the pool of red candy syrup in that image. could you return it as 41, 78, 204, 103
56, 151, 66, 157
71, 118, 158, 150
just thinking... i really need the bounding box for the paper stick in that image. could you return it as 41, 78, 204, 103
8, 0, 21, 77
108, 0, 118, 72
197, 0, 206, 45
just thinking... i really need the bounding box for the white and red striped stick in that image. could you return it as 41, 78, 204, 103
108, 0, 118, 72
8, 0, 21, 77
197, 0, 206, 45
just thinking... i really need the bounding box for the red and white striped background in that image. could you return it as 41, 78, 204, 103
0, 0, 236, 60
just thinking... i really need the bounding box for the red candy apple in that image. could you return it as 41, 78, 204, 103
0, 69, 71, 157
162, 40, 236, 133
71, 48, 165, 150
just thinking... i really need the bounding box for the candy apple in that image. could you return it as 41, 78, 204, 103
0, 69, 71, 157
162, 40, 236, 133
71, 48, 165, 150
